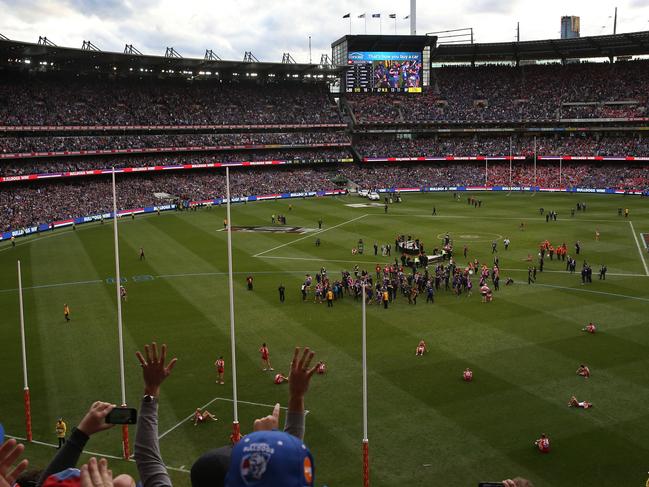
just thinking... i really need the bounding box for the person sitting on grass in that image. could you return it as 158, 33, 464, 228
582, 322, 596, 334
576, 364, 591, 378
415, 340, 427, 356
194, 408, 218, 426
315, 361, 326, 374
534, 433, 550, 453
274, 373, 289, 384
568, 395, 593, 408
463, 368, 473, 382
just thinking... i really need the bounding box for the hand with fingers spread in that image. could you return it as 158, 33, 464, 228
0, 439, 29, 487
135, 342, 178, 397
80, 458, 113, 487
78, 402, 116, 436
253, 403, 281, 432
288, 347, 317, 413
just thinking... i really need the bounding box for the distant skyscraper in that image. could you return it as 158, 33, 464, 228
561, 16, 580, 39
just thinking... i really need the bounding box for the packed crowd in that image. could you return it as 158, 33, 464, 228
0, 166, 339, 231
347, 60, 649, 123
342, 162, 649, 190
0, 132, 351, 155
356, 135, 649, 158
0, 75, 341, 126
0, 149, 352, 176
3, 162, 648, 232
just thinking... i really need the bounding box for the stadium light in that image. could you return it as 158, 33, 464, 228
23, 59, 31, 64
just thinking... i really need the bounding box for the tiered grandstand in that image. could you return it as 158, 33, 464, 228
1, 32, 649, 237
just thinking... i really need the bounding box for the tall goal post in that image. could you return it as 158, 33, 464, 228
111, 168, 130, 459
17, 260, 32, 441
361, 281, 370, 487
225, 167, 241, 444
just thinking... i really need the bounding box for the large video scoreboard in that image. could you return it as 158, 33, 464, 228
345, 51, 422, 93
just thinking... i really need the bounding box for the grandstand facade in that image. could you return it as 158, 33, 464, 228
1, 31, 649, 239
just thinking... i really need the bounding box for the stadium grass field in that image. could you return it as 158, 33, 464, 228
1, 191, 649, 487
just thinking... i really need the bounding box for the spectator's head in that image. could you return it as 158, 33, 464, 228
191, 446, 233, 487
225, 431, 314, 487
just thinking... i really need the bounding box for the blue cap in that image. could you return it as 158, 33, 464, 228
0, 423, 4, 444
225, 431, 314, 487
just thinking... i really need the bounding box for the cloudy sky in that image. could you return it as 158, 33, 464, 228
1, 0, 648, 63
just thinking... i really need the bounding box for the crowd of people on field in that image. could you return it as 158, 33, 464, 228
347, 60, 649, 123
0, 132, 351, 156
0, 75, 341, 125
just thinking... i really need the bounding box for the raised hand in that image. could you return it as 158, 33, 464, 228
253, 403, 281, 432
78, 401, 116, 436
80, 458, 113, 487
288, 347, 317, 413
0, 439, 29, 487
135, 342, 178, 397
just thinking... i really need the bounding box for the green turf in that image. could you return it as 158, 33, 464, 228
1, 192, 649, 486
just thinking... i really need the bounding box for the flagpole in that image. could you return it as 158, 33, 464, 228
111, 168, 129, 460
361, 281, 369, 487
509, 136, 513, 189
225, 166, 241, 444
17, 260, 32, 442
533, 136, 537, 188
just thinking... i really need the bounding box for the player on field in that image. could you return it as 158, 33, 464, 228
415, 340, 427, 356
193, 408, 218, 425
259, 343, 273, 371
582, 322, 596, 334
576, 364, 590, 378
315, 361, 327, 374
120, 285, 127, 302
463, 368, 473, 382
274, 373, 289, 384
215, 356, 225, 384
568, 395, 593, 408
64, 304, 71, 322
139, 247, 145, 260
534, 433, 550, 453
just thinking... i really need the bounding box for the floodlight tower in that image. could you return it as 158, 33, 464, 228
410, 0, 416, 35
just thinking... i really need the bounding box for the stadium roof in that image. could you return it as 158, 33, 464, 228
331, 35, 437, 52
0, 39, 342, 78
431, 31, 649, 63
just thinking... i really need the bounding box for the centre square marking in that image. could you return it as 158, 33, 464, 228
436, 232, 504, 242
230, 225, 317, 234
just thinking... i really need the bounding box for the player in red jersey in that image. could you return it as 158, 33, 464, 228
582, 322, 596, 334
259, 343, 274, 371
274, 373, 289, 384
415, 339, 427, 356
214, 356, 225, 384
568, 395, 593, 408
193, 408, 218, 426
463, 368, 473, 382
315, 361, 326, 374
576, 364, 590, 378
534, 433, 550, 453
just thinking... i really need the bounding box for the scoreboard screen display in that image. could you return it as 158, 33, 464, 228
346, 51, 422, 93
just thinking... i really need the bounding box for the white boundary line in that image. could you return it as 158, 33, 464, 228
629, 221, 649, 276
368, 214, 625, 223
5, 434, 189, 473
532, 283, 649, 303
253, 214, 368, 257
